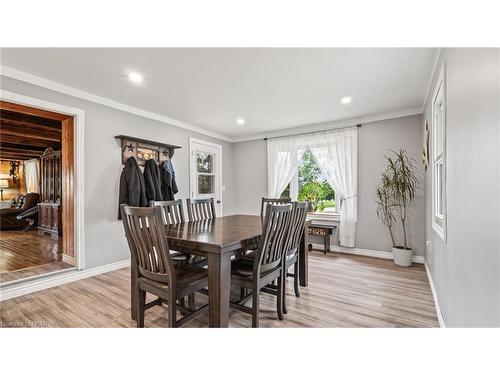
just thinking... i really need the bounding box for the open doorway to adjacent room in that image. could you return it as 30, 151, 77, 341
0, 100, 76, 284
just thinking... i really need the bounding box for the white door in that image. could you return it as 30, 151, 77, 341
189, 138, 223, 216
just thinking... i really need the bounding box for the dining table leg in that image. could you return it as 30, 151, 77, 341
207, 252, 232, 327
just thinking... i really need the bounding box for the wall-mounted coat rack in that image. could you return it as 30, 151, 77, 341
115, 135, 181, 166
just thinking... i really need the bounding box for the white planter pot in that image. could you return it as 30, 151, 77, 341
392, 247, 413, 267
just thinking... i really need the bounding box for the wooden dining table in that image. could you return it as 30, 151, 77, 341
130, 214, 310, 327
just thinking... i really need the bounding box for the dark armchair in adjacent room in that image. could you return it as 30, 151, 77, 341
0, 193, 40, 230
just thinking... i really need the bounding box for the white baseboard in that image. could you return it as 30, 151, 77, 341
424, 262, 446, 328
0, 259, 130, 301
310, 244, 425, 264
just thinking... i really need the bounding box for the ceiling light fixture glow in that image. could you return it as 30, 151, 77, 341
340, 96, 352, 105
128, 72, 143, 83
236, 118, 246, 126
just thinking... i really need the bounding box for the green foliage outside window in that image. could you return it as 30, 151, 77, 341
280, 149, 336, 212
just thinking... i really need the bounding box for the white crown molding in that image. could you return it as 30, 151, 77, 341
1, 65, 429, 144
421, 48, 443, 112
0, 259, 130, 301
0, 65, 233, 142
425, 261, 446, 328
232, 107, 423, 143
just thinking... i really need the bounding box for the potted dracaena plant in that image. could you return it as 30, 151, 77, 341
375, 149, 419, 267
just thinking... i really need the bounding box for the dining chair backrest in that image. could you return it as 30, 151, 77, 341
186, 197, 216, 222
260, 197, 292, 217
150, 199, 185, 224
255, 203, 293, 274
284, 201, 308, 256
120, 204, 175, 284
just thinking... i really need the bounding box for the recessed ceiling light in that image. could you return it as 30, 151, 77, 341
340, 96, 352, 105
236, 118, 246, 126
128, 72, 143, 83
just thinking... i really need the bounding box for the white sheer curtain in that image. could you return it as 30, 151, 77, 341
305, 129, 358, 247
267, 138, 304, 199
24, 159, 40, 193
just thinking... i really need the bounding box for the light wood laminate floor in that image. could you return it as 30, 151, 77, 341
0, 252, 439, 328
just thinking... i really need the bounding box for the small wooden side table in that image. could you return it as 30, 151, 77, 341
307, 223, 337, 254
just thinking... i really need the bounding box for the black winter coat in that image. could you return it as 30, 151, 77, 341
160, 160, 178, 201
144, 159, 163, 202
118, 156, 148, 219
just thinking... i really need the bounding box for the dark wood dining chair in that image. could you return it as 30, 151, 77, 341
150, 199, 185, 224
151, 199, 207, 262
241, 197, 291, 258
230, 203, 292, 327
260, 197, 292, 216
238, 197, 292, 291
282, 201, 308, 314
149, 199, 208, 310
120, 205, 209, 328
186, 197, 216, 222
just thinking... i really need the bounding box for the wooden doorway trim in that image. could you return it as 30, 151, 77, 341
1, 100, 75, 261
61, 117, 75, 259
0, 90, 85, 269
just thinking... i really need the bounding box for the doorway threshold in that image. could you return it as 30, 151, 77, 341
0, 258, 130, 301
0, 265, 77, 288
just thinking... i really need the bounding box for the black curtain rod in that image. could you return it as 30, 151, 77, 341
263, 123, 362, 141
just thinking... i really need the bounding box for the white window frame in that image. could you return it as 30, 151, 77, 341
431, 64, 447, 241
189, 137, 223, 216
194, 152, 216, 197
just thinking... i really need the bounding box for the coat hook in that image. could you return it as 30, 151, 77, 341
122, 143, 135, 152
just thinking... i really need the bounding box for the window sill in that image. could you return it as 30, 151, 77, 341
307, 212, 340, 224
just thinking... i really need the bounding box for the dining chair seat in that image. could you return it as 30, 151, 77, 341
241, 250, 256, 260
231, 258, 281, 280
138, 264, 208, 300
171, 251, 208, 267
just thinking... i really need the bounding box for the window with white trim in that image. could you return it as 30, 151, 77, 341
280, 149, 339, 215
431, 64, 447, 241
196, 151, 216, 195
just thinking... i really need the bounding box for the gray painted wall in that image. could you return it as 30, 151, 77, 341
233, 139, 268, 215
423, 48, 500, 327
0, 76, 236, 269
233, 114, 426, 256
357, 115, 425, 255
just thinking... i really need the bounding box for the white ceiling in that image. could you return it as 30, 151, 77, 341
0, 48, 438, 141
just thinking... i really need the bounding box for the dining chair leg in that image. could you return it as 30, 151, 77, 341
293, 261, 300, 297
179, 297, 187, 316
188, 293, 195, 311
168, 294, 177, 328
277, 275, 284, 321
137, 289, 146, 328
240, 287, 246, 299
282, 267, 288, 315
251, 286, 260, 328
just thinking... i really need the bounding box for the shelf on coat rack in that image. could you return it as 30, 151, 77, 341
115, 135, 181, 166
